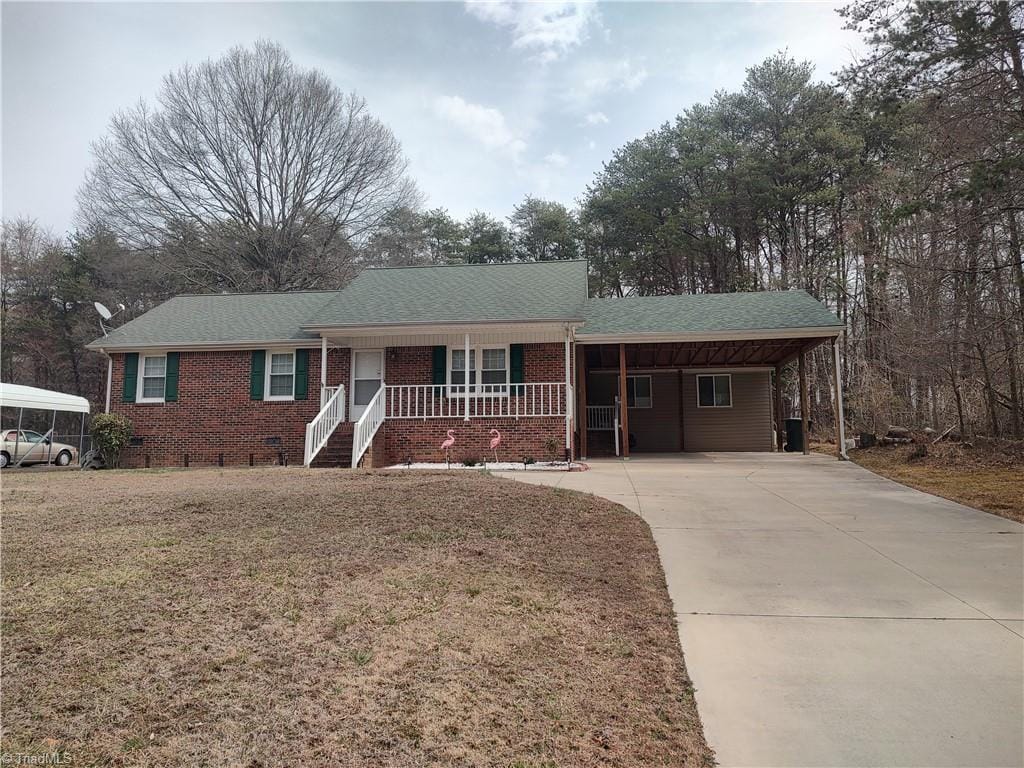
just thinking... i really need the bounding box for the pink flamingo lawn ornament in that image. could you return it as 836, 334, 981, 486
440, 429, 456, 468
489, 428, 502, 464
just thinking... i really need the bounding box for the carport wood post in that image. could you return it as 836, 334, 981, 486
798, 351, 810, 455
577, 344, 588, 459
774, 363, 785, 451
618, 343, 629, 459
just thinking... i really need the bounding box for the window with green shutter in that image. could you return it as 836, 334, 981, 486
510, 344, 525, 396
164, 352, 180, 402
250, 350, 265, 400
294, 349, 309, 401
122, 353, 138, 403
432, 346, 446, 396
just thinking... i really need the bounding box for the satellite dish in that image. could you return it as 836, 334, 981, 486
94, 301, 113, 320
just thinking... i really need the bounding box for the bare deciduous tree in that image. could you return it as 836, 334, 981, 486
78, 41, 418, 291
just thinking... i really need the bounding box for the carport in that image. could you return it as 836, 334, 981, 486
573, 291, 848, 460
0, 383, 91, 468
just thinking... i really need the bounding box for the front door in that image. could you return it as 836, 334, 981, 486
351, 350, 384, 421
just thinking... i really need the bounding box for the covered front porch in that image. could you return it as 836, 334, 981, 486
574, 334, 847, 460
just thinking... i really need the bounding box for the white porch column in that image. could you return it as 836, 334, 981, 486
833, 336, 849, 460
320, 336, 328, 389
564, 327, 572, 453
464, 332, 470, 422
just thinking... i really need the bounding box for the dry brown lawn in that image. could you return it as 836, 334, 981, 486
0, 468, 712, 767
844, 442, 1024, 524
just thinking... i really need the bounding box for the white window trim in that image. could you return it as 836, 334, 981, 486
696, 373, 733, 409
137, 354, 167, 403
447, 344, 511, 397
265, 349, 296, 402
616, 374, 653, 409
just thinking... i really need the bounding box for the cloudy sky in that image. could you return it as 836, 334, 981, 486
2, 1, 863, 235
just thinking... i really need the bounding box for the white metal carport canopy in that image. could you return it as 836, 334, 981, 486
0, 383, 90, 413
0, 383, 91, 468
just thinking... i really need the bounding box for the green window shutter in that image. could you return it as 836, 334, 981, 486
432, 345, 446, 396
295, 349, 309, 401
510, 344, 525, 396
250, 350, 265, 400
164, 352, 180, 402
122, 353, 138, 403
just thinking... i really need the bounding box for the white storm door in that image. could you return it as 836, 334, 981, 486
351, 350, 384, 421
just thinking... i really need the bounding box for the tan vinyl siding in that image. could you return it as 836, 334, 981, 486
681, 371, 772, 451
587, 372, 681, 452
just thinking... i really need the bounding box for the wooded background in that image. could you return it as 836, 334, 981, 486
3, 2, 1021, 439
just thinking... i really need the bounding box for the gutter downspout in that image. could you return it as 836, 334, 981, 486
101, 349, 112, 414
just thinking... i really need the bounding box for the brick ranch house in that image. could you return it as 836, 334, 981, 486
86, 260, 848, 469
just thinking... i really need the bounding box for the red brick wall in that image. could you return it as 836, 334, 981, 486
384, 417, 567, 465
106, 341, 570, 468
109, 347, 350, 468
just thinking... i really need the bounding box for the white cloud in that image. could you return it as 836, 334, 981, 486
587, 140, 597, 150
544, 151, 569, 168
582, 111, 609, 126
432, 94, 527, 159
564, 56, 648, 109
465, 1, 599, 61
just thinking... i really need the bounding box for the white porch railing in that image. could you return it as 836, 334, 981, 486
587, 405, 616, 431
321, 385, 342, 409
384, 383, 567, 419
351, 385, 387, 468
303, 384, 346, 466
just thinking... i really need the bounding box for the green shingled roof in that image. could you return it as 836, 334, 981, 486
306, 260, 589, 327
577, 290, 842, 337
86, 291, 335, 349
87, 262, 842, 350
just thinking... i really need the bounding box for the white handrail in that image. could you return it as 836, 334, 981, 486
587, 405, 616, 430
321, 385, 341, 409
303, 384, 346, 466
384, 382, 567, 419
351, 384, 387, 468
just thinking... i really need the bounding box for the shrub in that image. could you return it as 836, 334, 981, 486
544, 437, 560, 461
90, 413, 133, 468
462, 456, 479, 467
523, 456, 536, 465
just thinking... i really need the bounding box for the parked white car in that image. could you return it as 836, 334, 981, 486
0, 430, 78, 468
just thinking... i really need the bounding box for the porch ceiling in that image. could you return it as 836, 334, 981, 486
581, 337, 831, 370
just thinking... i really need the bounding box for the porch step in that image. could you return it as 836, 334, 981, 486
310, 424, 354, 468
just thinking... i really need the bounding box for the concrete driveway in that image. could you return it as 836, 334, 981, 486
496, 453, 1024, 767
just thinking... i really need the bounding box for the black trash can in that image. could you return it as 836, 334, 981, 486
784, 417, 809, 452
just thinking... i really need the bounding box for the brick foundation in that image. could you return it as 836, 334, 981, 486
383, 417, 567, 466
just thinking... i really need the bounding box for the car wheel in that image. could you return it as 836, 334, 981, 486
55, 451, 72, 467
0, 452, 8, 469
